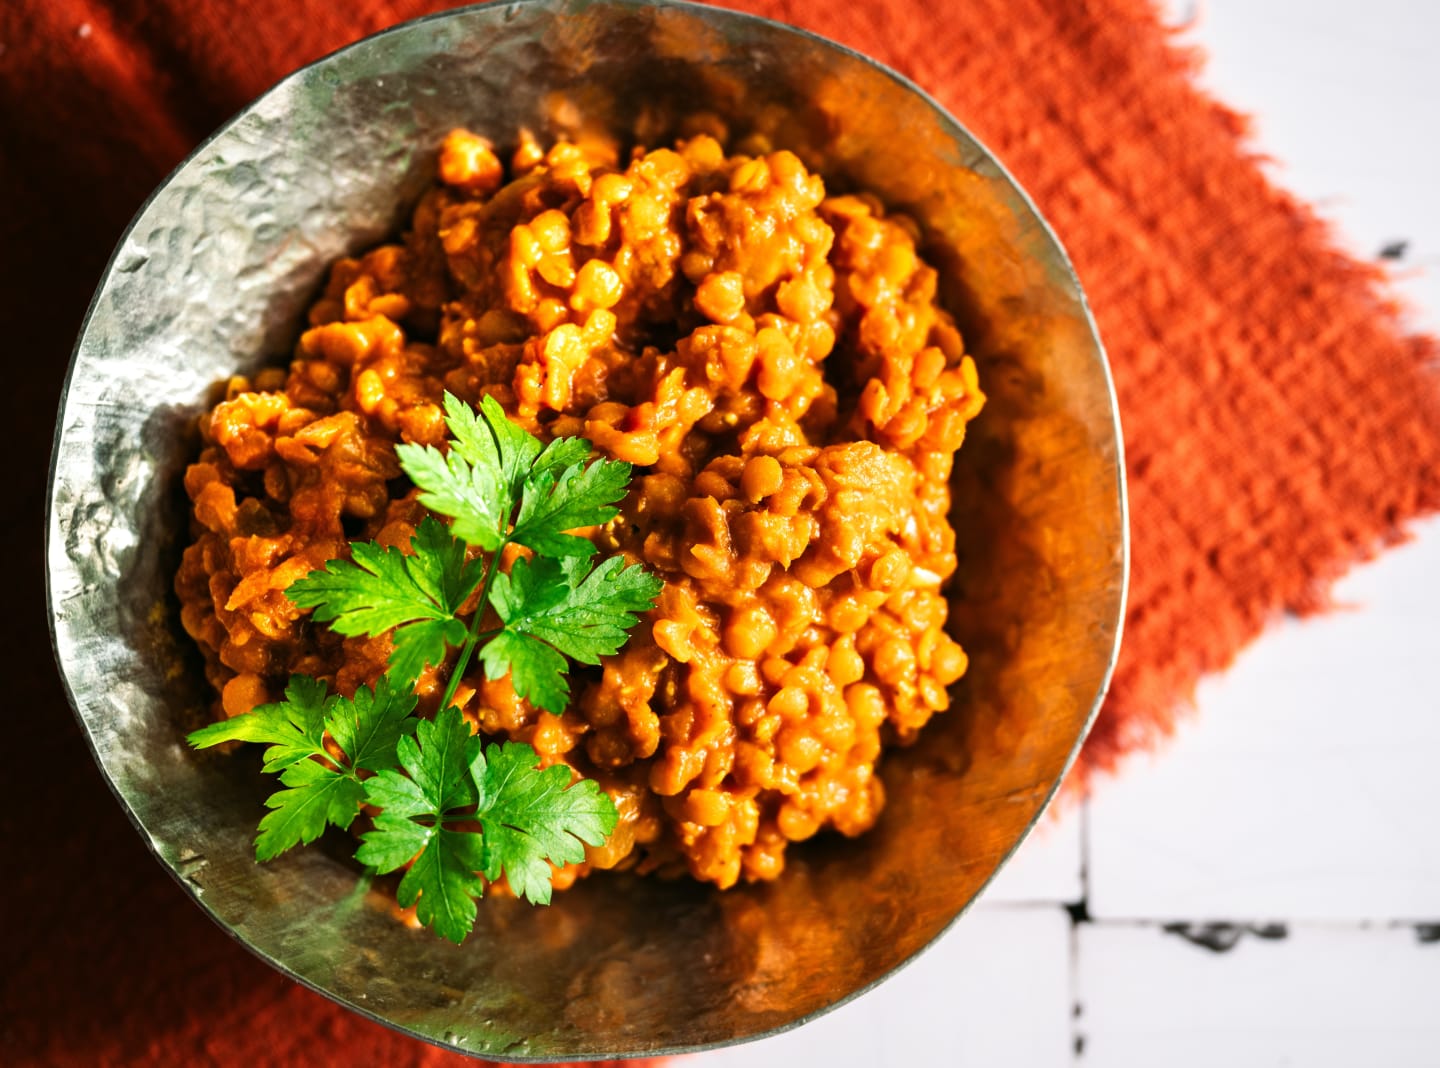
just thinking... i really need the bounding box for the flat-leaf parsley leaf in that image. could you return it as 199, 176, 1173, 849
482, 554, 662, 713
356, 705, 487, 944
474, 739, 619, 907
188, 675, 418, 860
286, 516, 484, 685
355, 708, 619, 941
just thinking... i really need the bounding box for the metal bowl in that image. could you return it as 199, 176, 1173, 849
46, 0, 1127, 1060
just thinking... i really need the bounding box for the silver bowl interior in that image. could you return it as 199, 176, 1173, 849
46, 0, 1126, 1061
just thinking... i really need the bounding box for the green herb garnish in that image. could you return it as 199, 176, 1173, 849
355, 706, 615, 942
188, 391, 661, 942
284, 516, 483, 687
189, 674, 418, 860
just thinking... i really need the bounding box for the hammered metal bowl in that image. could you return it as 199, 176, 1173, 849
46, 0, 1127, 1060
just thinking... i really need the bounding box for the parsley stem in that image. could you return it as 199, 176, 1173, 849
439, 541, 508, 712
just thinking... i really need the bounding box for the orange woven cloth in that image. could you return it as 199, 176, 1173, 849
6, 0, 1439, 1064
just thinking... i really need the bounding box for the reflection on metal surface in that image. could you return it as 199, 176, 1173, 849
45, 0, 1126, 1061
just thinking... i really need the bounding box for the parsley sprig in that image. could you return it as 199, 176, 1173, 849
188, 391, 661, 942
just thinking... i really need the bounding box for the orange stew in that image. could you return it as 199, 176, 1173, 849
176, 127, 985, 891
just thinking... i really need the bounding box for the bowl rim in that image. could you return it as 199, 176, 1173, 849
46, 0, 1129, 1059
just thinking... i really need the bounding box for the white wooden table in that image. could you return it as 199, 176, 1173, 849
692, 1, 1440, 1063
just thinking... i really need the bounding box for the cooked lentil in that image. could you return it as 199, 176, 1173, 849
176, 127, 985, 891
